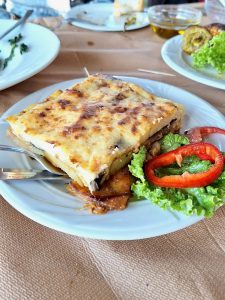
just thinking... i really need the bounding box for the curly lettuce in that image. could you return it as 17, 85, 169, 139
128, 146, 146, 183
160, 132, 189, 153
192, 31, 225, 74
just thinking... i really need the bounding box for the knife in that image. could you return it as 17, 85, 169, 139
0, 168, 70, 181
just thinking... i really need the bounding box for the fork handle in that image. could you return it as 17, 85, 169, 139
0, 10, 33, 40
0, 144, 42, 161
0, 144, 39, 161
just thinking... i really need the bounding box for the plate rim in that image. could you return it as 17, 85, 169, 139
0, 20, 60, 90
0, 186, 203, 240
1, 76, 225, 240
161, 35, 225, 90
66, 3, 149, 32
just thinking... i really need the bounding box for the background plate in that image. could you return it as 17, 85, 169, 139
0, 20, 60, 90
0, 77, 225, 240
161, 35, 225, 90
66, 3, 149, 32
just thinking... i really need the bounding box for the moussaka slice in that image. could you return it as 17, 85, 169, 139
6, 74, 184, 192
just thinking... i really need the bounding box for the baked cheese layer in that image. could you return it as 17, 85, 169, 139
6, 75, 184, 191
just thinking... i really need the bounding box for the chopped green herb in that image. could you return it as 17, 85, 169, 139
0, 34, 29, 71
3, 43, 17, 69
20, 43, 29, 54
9, 33, 23, 45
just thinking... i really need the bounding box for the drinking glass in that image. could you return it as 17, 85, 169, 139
204, 0, 225, 23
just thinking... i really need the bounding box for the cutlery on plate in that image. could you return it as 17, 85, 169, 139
65, 16, 106, 26
0, 9, 33, 40
0, 168, 69, 181
137, 68, 176, 77
0, 144, 66, 175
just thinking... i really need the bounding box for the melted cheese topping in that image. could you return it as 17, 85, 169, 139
6, 75, 184, 191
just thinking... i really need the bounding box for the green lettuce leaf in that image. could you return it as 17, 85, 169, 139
192, 31, 225, 74
161, 132, 189, 153
131, 180, 224, 217
128, 146, 146, 183
157, 155, 212, 176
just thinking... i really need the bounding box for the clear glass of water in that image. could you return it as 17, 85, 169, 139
204, 0, 225, 24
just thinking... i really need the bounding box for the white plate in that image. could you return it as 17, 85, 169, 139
66, 3, 149, 32
0, 20, 60, 90
161, 35, 225, 90
1, 77, 225, 240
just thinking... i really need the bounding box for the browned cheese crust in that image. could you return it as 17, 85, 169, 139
6, 74, 184, 192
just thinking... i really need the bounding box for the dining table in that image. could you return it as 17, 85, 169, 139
0, 7, 225, 300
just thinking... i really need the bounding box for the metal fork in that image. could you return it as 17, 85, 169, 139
0, 144, 66, 175
0, 168, 69, 181
0, 167, 39, 179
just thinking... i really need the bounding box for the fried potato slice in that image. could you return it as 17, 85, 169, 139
182, 25, 212, 55
67, 168, 131, 214
84, 195, 130, 215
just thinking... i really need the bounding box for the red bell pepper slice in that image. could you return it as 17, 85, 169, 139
145, 142, 224, 188
185, 126, 225, 163
196, 153, 215, 163
185, 126, 225, 143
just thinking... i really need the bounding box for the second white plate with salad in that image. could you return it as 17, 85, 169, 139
0, 77, 225, 240
0, 20, 60, 91
161, 35, 225, 90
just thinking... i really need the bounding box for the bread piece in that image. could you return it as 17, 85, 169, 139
114, 0, 144, 17
182, 26, 212, 55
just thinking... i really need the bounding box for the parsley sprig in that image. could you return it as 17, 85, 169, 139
0, 34, 29, 70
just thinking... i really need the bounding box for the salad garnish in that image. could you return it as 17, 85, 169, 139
192, 31, 225, 74
129, 128, 225, 217
145, 143, 224, 188
182, 24, 225, 74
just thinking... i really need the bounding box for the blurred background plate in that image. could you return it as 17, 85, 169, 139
0, 19, 60, 90
66, 3, 149, 31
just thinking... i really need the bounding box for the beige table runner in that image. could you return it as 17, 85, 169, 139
0, 20, 225, 300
